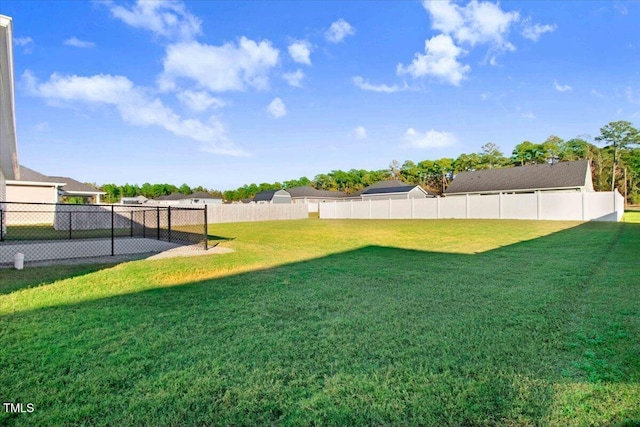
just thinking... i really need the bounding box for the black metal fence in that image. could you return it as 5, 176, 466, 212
0, 202, 207, 264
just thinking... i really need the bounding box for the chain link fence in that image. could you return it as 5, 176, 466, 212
0, 202, 207, 265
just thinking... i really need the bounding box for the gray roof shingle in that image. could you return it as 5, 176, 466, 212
17, 166, 103, 194
444, 160, 590, 194
363, 185, 420, 195
349, 179, 406, 197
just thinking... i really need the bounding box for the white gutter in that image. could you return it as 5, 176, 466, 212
6, 180, 67, 187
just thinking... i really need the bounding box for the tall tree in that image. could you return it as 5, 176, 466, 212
178, 183, 192, 195
596, 121, 640, 191
479, 143, 502, 169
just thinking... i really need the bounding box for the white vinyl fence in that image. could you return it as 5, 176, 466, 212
320, 191, 625, 222
3, 202, 309, 227
205, 203, 308, 223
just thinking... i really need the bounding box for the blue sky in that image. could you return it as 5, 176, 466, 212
2, 0, 639, 190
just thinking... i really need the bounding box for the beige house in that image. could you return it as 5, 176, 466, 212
6, 166, 105, 204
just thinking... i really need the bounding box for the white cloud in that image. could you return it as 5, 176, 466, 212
352, 76, 401, 93
108, 0, 201, 41
14, 36, 34, 53
283, 69, 305, 87
288, 41, 312, 65
325, 18, 356, 43
397, 34, 470, 86
521, 21, 556, 41
159, 38, 279, 92
267, 97, 287, 118
407, 0, 550, 84
590, 89, 606, 99
23, 71, 247, 156
177, 90, 225, 112
352, 126, 367, 139
520, 111, 536, 119
423, 0, 519, 49
403, 128, 456, 149
64, 37, 95, 48
554, 81, 572, 92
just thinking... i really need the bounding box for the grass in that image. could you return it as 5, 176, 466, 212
0, 218, 638, 426
4, 224, 132, 240
624, 210, 640, 223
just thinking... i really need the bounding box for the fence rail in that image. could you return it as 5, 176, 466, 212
0, 202, 207, 264
319, 191, 625, 222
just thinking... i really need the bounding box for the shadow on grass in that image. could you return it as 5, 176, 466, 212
0, 262, 120, 295
1, 221, 638, 426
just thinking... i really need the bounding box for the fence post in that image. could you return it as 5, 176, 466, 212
142, 211, 146, 237
0, 209, 4, 242
111, 205, 115, 256
203, 207, 208, 250
130, 211, 134, 237
69, 212, 72, 240
156, 206, 160, 240
168, 206, 172, 242
465, 194, 470, 219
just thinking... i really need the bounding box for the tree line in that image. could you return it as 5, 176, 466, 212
97, 120, 640, 204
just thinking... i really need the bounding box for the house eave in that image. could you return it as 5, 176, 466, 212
59, 190, 106, 196
444, 185, 587, 196
6, 180, 67, 187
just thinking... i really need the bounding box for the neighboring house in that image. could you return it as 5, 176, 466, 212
178, 191, 222, 205
6, 166, 105, 203
152, 192, 222, 205
253, 189, 292, 204
151, 192, 186, 205
444, 160, 594, 196
0, 15, 19, 204
120, 195, 148, 205
287, 186, 345, 212
347, 180, 436, 201
287, 186, 346, 203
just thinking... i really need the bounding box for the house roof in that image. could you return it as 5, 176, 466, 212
348, 180, 403, 197
286, 186, 346, 198
49, 176, 103, 194
14, 166, 104, 195
187, 191, 218, 199
17, 165, 55, 183
156, 192, 187, 201
444, 160, 590, 194
253, 189, 290, 202
363, 185, 421, 195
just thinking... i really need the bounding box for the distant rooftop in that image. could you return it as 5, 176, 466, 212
444, 160, 591, 194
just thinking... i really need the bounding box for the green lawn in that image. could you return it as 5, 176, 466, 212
1, 219, 638, 426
